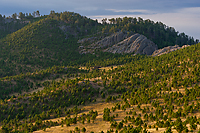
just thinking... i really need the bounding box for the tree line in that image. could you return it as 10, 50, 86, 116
101, 17, 199, 48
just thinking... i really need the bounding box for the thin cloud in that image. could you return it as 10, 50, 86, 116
105, 9, 155, 15
178, 7, 200, 16
106, 9, 149, 13
89, 7, 200, 40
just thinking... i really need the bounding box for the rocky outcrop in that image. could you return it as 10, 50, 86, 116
79, 32, 158, 55
152, 45, 190, 56
78, 31, 189, 56
104, 33, 158, 55
79, 31, 129, 54
88, 31, 128, 49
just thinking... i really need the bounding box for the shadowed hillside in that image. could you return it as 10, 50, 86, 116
0, 11, 102, 77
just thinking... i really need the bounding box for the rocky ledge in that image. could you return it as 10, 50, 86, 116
78, 31, 190, 56
78, 32, 157, 55
152, 45, 189, 56
103, 33, 158, 55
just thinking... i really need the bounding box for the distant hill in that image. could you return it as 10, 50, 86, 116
0, 13, 47, 39
0, 11, 198, 78
0, 11, 103, 77
100, 17, 199, 48
0, 18, 28, 39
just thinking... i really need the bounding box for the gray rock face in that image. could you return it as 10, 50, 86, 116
78, 31, 190, 56
152, 45, 190, 56
79, 31, 158, 55
104, 33, 157, 55
89, 31, 127, 49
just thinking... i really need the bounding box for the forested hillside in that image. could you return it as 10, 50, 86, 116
0, 41, 200, 132
0, 11, 200, 132
0, 11, 198, 78
0, 11, 47, 39
0, 11, 102, 77
101, 17, 199, 48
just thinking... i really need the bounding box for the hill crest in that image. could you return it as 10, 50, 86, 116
0, 11, 198, 78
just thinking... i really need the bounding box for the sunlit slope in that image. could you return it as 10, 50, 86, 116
0, 43, 200, 132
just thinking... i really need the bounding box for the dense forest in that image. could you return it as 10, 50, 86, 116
0, 11, 46, 39
0, 11, 200, 133
0, 11, 101, 77
101, 17, 199, 48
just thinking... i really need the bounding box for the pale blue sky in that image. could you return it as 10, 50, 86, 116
1, 0, 200, 39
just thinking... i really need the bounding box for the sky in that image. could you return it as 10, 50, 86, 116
1, 0, 200, 40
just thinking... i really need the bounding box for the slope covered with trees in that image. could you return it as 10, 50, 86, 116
0, 11, 200, 132
0, 11, 104, 77
0, 11, 46, 39
0, 41, 200, 132
0, 11, 198, 78
102, 17, 199, 48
